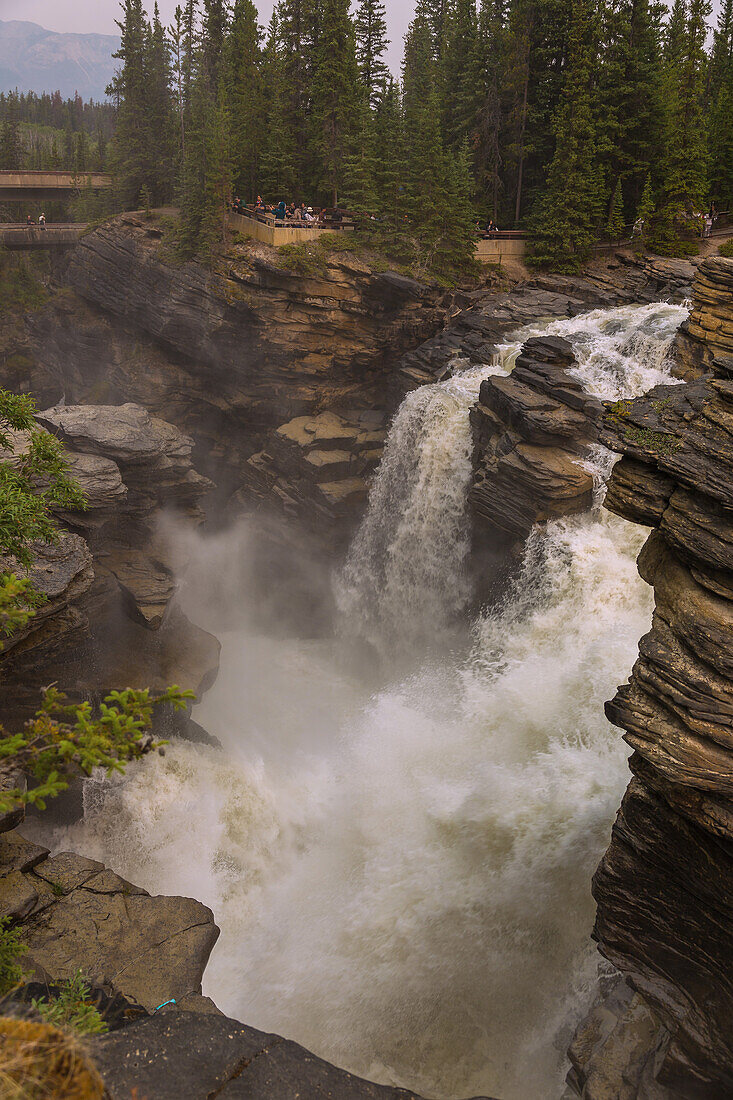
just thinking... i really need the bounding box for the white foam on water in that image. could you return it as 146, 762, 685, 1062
41, 300, 687, 1099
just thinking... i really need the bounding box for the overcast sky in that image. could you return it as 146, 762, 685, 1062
0, 1, 415, 75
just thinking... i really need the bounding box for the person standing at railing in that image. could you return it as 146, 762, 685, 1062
38, 212, 46, 230
274, 200, 286, 222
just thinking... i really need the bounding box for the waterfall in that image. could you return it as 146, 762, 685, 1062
38, 300, 687, 1100
338, 300, 687, 657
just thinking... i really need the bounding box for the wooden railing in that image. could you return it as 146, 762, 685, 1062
232, 204, 356, 231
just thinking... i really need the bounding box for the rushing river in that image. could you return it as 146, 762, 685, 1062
43, 301, 687, 1099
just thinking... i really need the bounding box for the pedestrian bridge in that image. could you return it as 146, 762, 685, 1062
0, 171, 112, 202
0, 224, 87, 249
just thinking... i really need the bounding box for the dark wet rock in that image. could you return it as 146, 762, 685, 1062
90, 1009, 496, 1100
469, 336, 599, 576
673, 257, 733, 379
0, 402, 216, 728
0, 834, 219, 1013
568, 338, 733, 1098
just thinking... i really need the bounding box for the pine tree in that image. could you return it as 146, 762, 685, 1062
258, 12, 297, 199
0, 97, 23, 170
354, 0, 390, 109
311, 0, 360, 206
227, 0, 266, 202
441, 0, 481, 153
654, 0, 711, 250
708, 0, 733, 208
606, 177, 625, 241
530, 0, 604, 270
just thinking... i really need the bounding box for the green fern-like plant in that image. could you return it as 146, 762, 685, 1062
31, 971, 109, 1036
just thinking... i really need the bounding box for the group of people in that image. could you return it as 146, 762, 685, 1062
25, 213, 46, 229
230, 195, 337, 227
475, 218, 500, 237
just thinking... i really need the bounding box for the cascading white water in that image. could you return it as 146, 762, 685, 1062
38, 299, 687, 1100
338, 300, 687, 658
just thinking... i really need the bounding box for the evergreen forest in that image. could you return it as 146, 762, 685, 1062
2, 0, 733, 275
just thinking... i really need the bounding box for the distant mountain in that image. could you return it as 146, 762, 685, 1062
0, 19, 119, 102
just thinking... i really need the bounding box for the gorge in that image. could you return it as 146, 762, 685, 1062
1, 225, 732, 1099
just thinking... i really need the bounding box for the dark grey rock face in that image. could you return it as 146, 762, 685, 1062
469, 335, 600, 550
0, 832, 218, 1013
567, 334, 733, 1098
0, 402, 218, 730
91, 1009, 497, 1100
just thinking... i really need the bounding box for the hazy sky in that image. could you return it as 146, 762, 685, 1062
0, 1, 415, 75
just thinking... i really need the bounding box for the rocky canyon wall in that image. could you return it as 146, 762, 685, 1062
568, 257, 733, 1099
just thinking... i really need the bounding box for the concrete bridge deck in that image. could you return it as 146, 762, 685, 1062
0, 224, 87, 249
0, 171, 111, 202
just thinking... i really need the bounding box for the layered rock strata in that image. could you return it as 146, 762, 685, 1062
467, 335, 602, 595
674, 256, 733, 379
397, 255, 696, 395
0, 402, 218, 726
568, 331, 733, 1097
8, 225, 695, 548
0, 825, 218, 1013
19, 215, 448, 537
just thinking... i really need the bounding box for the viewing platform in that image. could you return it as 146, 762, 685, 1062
0, 171, 112, 202
0, 224, 88, 249
229, 206, 355, 246
476, 231, 527, 264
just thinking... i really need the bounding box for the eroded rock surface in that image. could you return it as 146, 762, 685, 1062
0, 403, 218, 726
0, 830, 218, 1012
470, 335, 600, 547
91, 1008, 497, 1100
567, 329, 733, 1097
674, 256, 733, 379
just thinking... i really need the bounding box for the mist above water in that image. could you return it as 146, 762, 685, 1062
43, 301, 686, 1099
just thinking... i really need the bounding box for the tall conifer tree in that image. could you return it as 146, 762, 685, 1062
311, 0, 360, 205
354, 0, 390, 109
530, 0, 603, 270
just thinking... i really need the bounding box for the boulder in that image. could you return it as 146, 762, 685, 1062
90, 1009, 497, 1100
0, 838, 219, 1013
469, 336, 598, 559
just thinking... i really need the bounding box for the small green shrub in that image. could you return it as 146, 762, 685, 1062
32, 971, 108, 1036
718, 238, 733, 258
0, 919, 27, 996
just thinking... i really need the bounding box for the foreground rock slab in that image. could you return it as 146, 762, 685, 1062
91, 1009, 498, 1100
0, 833, 219, 1013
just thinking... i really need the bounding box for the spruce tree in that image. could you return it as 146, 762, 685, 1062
474, 0, 506, 221
0, 97, 23, 170
636, 169, 656, 244
259, 12, 297, 199
606, 177, 625, 241
146, 2, 177, 203
354, 0, 390, 109
227, 0, 266, 202
108, 0, 150, 208
441, 0, 481, 154
530, 0, 604, 270
373, 79, 406, 227
708, 0, 733, 208
654, 0, 711, 250
311, 0, 360, 206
